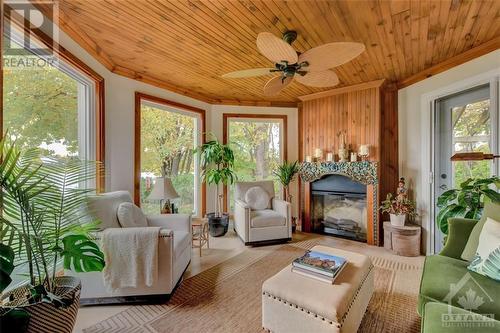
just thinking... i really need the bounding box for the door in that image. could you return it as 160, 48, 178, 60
433, 83, 498, 252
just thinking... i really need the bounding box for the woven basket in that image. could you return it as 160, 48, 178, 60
0, 276, 81, 333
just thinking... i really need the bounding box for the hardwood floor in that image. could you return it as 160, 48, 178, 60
73, 229, 423, 332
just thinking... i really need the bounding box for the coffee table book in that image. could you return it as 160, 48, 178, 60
291, 250, 347, 283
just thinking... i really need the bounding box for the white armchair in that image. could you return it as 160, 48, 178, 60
233, 181, 292, 245
67, 191, 191, 304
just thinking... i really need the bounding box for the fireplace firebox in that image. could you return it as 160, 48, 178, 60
310, 174, 367, 242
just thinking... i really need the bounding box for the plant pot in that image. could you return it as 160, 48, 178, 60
0, 276, 81, 333
390, 214, 406, 227
207, 212, 229, 237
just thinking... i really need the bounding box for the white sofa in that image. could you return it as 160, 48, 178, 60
68, 191, 191, 304
234, 181, 292, 245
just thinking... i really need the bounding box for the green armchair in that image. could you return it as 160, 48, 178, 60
418, 202, 500, 333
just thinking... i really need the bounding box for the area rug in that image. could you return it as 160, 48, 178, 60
83, 239, 424, 333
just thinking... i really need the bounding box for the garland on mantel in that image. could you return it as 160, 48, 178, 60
298, 161, 379, 184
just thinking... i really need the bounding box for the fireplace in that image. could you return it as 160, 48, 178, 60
299, 161, 380, 245
310, 174, 367, 242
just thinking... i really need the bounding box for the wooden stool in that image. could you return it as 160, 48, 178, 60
192, 217, 209, 256
383, 222, 421, 257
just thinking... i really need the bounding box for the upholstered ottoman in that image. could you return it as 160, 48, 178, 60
262, 246, 374, 333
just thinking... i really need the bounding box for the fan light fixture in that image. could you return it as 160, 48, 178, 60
221, 30, 365, 96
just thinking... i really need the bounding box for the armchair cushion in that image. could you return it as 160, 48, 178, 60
251, 210, 286, 228
235, 181, 275, 209
117, 202, 148, 228
245, 186, 271, 210
87, 191, 133, 229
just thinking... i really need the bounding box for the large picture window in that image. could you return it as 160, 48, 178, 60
2, 13, 105, 186
135, 93, 205, 216
223, 114, 287, 212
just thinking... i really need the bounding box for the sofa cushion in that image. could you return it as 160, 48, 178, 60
419, 255, 500, 319
245, 186, 271, 211
422, 302, 500, 333
116, 202, 148, 228
462, 201, 500, 261
87, 191, 133, 229
468, 217, 500, 281
173, 230, 190, 260
250, 210, 286, 228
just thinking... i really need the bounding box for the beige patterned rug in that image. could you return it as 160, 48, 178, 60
83, 239, 424, 333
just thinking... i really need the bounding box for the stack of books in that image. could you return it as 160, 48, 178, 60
291, 250, 347, 284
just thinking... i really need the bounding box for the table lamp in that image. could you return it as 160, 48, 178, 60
148, 177, 180, 214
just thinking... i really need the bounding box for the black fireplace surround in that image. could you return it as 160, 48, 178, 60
310, 174, 368, 242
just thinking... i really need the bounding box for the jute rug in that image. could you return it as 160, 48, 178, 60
83, 238, 424, 333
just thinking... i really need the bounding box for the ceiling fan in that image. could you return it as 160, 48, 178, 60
221, 31, 366, 96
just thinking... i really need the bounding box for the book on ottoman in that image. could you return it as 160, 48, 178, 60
291, 250, 347, 283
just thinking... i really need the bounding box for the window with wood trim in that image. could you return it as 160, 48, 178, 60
135, 93, 206, 217
2, 8, 105, 188
223, 114, 287, 212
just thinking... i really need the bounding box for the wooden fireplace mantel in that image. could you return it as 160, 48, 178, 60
299, 161, 380, 245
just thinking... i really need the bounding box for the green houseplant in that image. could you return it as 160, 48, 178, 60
0, 135, 105, 333
194, 134, 237, 236
437, 176, 500, 235
273, 161, 299, 203
380, 193, 417, 227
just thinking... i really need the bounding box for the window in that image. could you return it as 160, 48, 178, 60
223, 114, 287, 212
135, 93, 205, 216
2, 15, 105, 186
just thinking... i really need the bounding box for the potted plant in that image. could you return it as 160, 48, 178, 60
380, 193, 417, 227
273, 161, 299, 231
437, 176, 499, 235
194, 134, 237, 237
0, 136, 105, 333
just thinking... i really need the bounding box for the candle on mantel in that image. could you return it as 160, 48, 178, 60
326, 152, 334, 162
305, 156, 312, 163
314, 148, 323, 159
359, 145, 370, 160
350, 152, 358, 162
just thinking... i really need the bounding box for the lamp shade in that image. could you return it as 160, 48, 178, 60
148, 177, 179, 200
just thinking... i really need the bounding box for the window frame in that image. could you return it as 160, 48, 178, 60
1, 6, 106, 190
134, 92, 207, 216
222, 113, 288, 212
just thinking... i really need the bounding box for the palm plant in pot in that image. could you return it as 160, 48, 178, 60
273, 161, 299, 231
0, 136, 105, 333
194, 134, 237, 237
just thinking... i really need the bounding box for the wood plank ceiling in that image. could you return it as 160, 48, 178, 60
34, 0, 500, 106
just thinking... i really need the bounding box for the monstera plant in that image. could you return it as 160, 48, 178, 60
0, 135, 105, 332
437, 176, 500, 235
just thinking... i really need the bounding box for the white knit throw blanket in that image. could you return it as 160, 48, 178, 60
101, 227, 161, 292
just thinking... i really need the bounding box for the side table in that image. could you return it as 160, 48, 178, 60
192, 217, 209, 256
383, 222, 421, 257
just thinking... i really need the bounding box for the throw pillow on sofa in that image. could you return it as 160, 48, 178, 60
245, 186, 271, 211
461, 201, 500, 261
117, 202, 148, 228
467, 217, 500, 281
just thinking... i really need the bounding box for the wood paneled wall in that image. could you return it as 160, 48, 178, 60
298, 81, 398, 246
301, 87, 381, 161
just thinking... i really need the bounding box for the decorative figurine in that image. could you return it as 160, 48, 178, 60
396, 177, 408, 202
337, 130, 349, 162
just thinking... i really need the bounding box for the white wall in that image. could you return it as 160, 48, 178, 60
55, 28, 299, 217
398, 50, 500, 254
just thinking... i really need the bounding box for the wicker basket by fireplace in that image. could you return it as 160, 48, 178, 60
0, 276, 81, 333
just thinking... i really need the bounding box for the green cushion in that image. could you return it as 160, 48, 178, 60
461, 201, 500, 261
418, 255, 500, 319
422, 302, 500, 333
